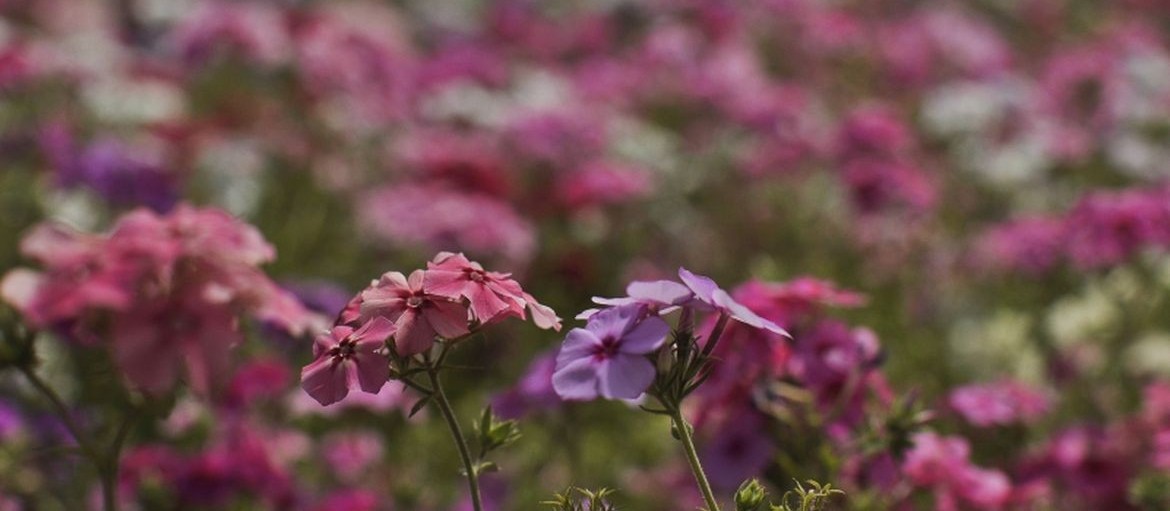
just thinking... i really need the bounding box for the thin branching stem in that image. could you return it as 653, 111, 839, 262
425, 362, 483, 511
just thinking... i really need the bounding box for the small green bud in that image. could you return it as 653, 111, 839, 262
735, 479, 768, 511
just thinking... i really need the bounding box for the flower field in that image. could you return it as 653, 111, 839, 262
2, 0, 1170, 509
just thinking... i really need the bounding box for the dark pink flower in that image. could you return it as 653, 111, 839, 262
301, 317, 396, 406
360, 270, 470, 355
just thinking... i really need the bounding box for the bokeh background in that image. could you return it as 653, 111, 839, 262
3, 0, 1170, 509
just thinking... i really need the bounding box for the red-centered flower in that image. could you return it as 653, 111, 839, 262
424, 252, 526, 323
360, 270, 470, 355
301, 317, 396, 406
423, 252, 562, 329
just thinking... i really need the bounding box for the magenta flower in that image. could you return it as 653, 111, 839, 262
360, 270, 470, 355
552, 305, 669, 400
301, 317, 396, 406
678, 268, 790, 337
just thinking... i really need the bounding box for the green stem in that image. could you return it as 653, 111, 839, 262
426, 366, 483, 511
18, 365, 125, 511
671, 407, 721, 511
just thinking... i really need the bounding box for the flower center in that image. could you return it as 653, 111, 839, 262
406, 295, 424, 308
467, 269, 486, 283
329, 339, 357, 362
593, 336, 621, 360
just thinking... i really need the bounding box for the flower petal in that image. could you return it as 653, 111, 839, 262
712, 290, 790, 337
598, 355, 655, 400
425, 300, 471, 339
678, 268, 720, 304
619, 315, 670, 355
626, 280, 693, 305
353, 351, 390, 394
394, 311, 436, 356
552, 357, 601, 400
557, 328, 602, 363
354, 316, 396, 343
301, 358, 349, 406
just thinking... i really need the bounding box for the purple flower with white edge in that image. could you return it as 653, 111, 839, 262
577, 279, 694, 320
678, 268, 790, 337
553, 305, 670, 400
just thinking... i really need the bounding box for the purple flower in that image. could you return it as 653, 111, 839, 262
700, 410, 777, 490
553, 305, 669, 400
678, 268, 790, 337
492, 351, 559, 419
579, 279, 693, 319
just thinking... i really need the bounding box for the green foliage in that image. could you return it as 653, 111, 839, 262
772, 480, 844, 511
730, 479, 844, 511
541, 487, 619, 511
1130, 471, 1170, 510
476, 405, 522, 458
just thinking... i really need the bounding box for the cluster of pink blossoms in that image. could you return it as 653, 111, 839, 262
0, 205, 312, 395
301, 252, 561, 406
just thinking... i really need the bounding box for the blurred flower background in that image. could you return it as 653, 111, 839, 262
2, 0, 1170, 509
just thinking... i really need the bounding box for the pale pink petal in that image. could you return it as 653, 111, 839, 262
353, 316, 396, 343
302, 357, 349, 406
525, 293, 562, 331
353, 351, 389, 394
0, 269, 43, 317
425, 300, 471, 339
422, 269, 470, 299
468, 284, 512, 322
394, 311, 436, 355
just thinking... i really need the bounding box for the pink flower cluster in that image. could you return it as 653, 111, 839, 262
949, 381, 1052, 428
301, 252, 560, 406
976, 185, 1170, 273
903, 432, 1012, 510
0, 205, 311, 395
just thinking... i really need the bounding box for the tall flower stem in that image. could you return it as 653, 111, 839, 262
18, 365, 129, 511
671, 407, 721, 511
425, 365, 483, 511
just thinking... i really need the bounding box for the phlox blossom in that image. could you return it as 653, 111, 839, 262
553, 305, 669, 400
301, 317, 396, 406
360, 270, 470, 356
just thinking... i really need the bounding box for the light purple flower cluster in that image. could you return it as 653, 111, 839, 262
552, 268, 788, 401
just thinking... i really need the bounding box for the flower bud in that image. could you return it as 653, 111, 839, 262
734, 479, 768, 511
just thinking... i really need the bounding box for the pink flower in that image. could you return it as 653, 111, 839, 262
554, 161, 653, 211
360, 270, 470, 355
425, 252, 561, 330
949, 381, 1051, 427
301, 317, 396, 406
904, 432, 1012, 510
321, 430, 384, 483
2, 205, 313, 394
359, 184, 536, 264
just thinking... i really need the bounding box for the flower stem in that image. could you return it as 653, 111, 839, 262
671, 407, 721, 511
426, 366, 483, 511
18, 365, 127, 511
